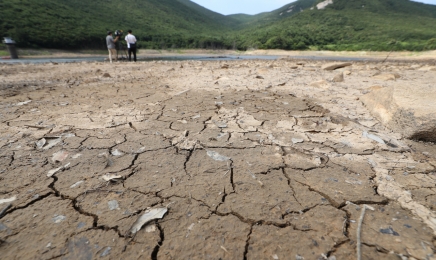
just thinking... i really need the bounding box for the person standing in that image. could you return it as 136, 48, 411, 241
106, 31, 119, 63
125, 30, 137, 62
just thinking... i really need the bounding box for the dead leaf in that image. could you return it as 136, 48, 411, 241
102, 174, 123, 182
129, 207, 168, 235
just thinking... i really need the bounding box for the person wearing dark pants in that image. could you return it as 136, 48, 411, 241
125, 30, 137, 62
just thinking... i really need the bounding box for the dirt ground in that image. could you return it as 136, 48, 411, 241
0, 56, 435, 260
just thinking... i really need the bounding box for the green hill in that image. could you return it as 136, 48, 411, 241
234, 0, 436, 51
1, 0, 436, 51
0, 0, 233, 49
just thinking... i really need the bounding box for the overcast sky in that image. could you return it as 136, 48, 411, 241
190, 0, 436, 15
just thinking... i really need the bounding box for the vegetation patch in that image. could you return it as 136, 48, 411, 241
1, 0, 435, 51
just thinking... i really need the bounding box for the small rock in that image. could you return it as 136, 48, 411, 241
292, 138, 304, 144
52, 150, 69, 162
102, 73, 111, 78
361, 85, 436, 141
36, 138, 46, 149
373, 74, 396, 81
332, 73, 344, 82
100, 247, 112, 257
71, 153, 82, 159
214, 121, 227, 128
310, 80, 330, 89
296, 255, 305, 260
52, 215, 66, 224
108, 200, 120, 211
111, 149, 124, 156
380, 227, 400, 236
322, 62, 352, 71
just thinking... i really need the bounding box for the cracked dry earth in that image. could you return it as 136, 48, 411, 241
0, 58, 435, 260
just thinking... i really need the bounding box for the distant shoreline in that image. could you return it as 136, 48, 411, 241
6, 49, 436, 62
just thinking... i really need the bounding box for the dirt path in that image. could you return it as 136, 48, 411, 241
0, 58, 435, 259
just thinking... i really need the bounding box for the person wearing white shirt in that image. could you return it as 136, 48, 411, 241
125, 30, 137, 62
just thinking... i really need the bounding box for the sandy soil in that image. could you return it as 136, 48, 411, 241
0, 57, 435, 259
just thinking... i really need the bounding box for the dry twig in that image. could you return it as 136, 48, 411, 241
357, 205, 375, 260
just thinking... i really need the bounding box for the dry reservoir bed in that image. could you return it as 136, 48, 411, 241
0, 59, 435, 259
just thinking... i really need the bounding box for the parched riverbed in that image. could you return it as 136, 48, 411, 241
0, 58, 435, 259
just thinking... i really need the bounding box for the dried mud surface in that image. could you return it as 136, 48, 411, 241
0, 58, 435, 259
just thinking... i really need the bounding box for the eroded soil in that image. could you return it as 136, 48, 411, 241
0, 58, 435, 259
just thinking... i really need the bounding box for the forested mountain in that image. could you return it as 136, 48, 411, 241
1, 0, 436, 51
235, 0, 436, 51
0, 0, 234, 49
